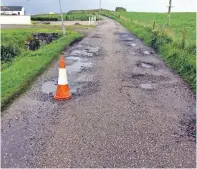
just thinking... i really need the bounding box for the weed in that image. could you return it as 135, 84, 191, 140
181, 28, 187, 48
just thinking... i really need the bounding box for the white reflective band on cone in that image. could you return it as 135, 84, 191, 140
58, 68, 68, 85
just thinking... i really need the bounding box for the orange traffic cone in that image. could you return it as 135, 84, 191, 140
54, 56, 72, 100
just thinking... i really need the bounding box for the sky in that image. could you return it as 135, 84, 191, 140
1, 0, 197, 15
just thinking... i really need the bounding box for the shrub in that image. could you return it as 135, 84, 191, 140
28, 39, 40, 51
31, 17, 58, 21
115, 7, 127, 12
1, 45, 19, 62
31, 13, 92, 21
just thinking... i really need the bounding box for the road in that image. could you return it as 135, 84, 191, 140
1, 18, 196, 168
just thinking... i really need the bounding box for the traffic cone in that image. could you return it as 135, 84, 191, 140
54, 56, 72, 100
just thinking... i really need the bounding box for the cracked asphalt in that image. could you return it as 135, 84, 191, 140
1, 18, 196, 168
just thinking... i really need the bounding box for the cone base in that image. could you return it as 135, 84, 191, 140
54, 95, 72, 100
54, 84, 72, 100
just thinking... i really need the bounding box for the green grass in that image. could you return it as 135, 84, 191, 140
2, 25, 62, 51
31, 13, 67, 21
1, 24, 94, 69
119, 12, 196, 43
1, 25, 64, 69
1, 26, 83, 109
102, 11, 196, 93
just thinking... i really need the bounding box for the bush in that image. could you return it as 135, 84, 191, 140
31, 17, 58, 21
151, 30, 172, 51
115, 7, 127, 12
28, 39, 40, 51
1, 45, 19, 62
65, 14, 90, 21
31, 13, 92, 21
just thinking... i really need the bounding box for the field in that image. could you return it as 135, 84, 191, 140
102, 11, 196, 92
119, 12, 196, 43
1, 25, 84, 108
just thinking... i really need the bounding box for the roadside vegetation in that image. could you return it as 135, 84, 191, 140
1, 25, 84, 109
101, 11, 196, 93
2, 26, 60, 65
115, 7, 127, 12
31, 11, 102, 21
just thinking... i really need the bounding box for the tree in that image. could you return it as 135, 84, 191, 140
115, 7, 127, 12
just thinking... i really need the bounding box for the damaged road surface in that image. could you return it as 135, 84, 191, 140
1, 18, 196, 168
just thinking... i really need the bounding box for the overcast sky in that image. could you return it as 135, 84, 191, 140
1, 0, 196, 15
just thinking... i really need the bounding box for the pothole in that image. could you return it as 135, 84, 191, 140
143, 51, 150, 55
39, 93, 54, 102
69, 45, 100, 58
131, 73, 145, 78
67, 56, 81, 61
75, 75, 94, 82
91, 34, 101, 38
88, 47, 99, 53
70, 50, 82, 56
67, 61, 92, 74
136, 48, 154, 56
41, 81, 57, 95
133, 74, 169, 82
66, 58, 77, 65
74, 81, 100, 97
123, 38, 134, 42
122, 72, 169, 83
113, 32, 119, 35
67, 56, 92, 74
75, 44, 83, 49
115, 50, 121, 54
137, 62, 154, 69
69, 82, 88, 94
41, 80, 97, 100
143, 50, 156, 55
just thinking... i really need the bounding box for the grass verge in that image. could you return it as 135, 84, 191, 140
102, 11, 196, 93
1, 24, 94, 70
1, 31, 83, 110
